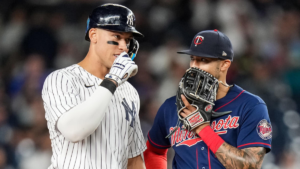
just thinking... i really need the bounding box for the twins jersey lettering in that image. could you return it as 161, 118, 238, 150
42, 64, 146, 169
148, 85, 272, 169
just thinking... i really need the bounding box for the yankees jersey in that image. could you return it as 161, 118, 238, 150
148, 85, 272, 169
42, 64, 146, 169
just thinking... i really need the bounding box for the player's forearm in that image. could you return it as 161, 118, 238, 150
57, 79, 116, 142
127, 155, 146, 169
198, 126, 265, 169
215, 143, 265, 169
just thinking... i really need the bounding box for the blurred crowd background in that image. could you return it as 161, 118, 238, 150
0, 0, 300, 168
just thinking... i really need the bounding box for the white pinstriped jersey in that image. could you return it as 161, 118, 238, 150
42, 64, 146, 169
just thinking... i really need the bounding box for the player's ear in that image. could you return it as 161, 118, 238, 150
220, 59, 231, 72
89, 28, 97, 43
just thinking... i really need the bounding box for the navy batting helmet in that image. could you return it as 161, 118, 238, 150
85, 3, 144, 41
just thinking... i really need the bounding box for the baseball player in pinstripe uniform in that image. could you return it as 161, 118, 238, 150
42, 4, 146, 169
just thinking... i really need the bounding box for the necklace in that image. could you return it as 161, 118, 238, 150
219, 81, 233, 87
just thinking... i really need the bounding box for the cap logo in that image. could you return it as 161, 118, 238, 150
127, 13, 134, 26
222, 51, 227, 56
194, 36, 204, 46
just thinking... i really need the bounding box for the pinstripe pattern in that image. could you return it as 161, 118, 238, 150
42, 64, 146, 169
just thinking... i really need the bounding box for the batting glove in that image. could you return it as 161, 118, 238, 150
105, 52, 138, 86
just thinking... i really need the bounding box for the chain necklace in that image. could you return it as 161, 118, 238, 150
219, 81, 233, 88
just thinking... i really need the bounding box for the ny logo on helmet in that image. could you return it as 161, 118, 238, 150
127, 13, 134, 26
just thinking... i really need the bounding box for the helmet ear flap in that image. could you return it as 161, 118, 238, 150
85, 17, 98, 41
128, 39, 139, 60
85, 18, 91, 41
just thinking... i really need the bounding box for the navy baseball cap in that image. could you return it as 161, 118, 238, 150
178, 29, 234, 61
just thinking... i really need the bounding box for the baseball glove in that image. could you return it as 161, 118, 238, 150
176, 67, 218, 131
165, 67, 233, 138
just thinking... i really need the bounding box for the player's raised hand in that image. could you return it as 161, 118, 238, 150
105, 51, 138, 86
180, 94, 210, 133
180, 94, 196, 118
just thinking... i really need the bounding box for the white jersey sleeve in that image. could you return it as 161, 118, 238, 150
42, 70, 79, 128
127, 89, 147, 158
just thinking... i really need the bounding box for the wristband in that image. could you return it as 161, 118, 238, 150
105, 74, 121, 86
198, 126, 225, 154
100, 79, 117, 94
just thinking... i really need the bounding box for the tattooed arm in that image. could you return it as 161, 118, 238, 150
216, 143, 266, 169
195, 124, 267, 169
195, 124, 266, 169
180, 96, 268, 169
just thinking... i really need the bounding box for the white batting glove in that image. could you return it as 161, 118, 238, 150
105, 52, 138, 86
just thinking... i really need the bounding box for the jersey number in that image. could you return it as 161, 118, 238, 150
122, 98, 136, 128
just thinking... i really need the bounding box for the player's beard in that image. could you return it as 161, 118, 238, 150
214, 62, 221, 79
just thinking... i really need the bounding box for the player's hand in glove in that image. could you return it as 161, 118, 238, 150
180, 94, 211, 134
177, 67, 218, 132
105, 51, 138, 86
165, 67, 232, 138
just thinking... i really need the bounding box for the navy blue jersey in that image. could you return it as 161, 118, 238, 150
148, 85, 272, 169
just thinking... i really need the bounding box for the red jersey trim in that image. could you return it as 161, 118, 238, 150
214, 90, 245, 111
196, 149, 199, 169
148, 133, 171, 148
237, 142, 271, 148
208, 148, 211, 169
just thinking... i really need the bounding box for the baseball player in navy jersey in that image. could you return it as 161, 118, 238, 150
144, 30, 272, 169
42, 4, 146, 169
